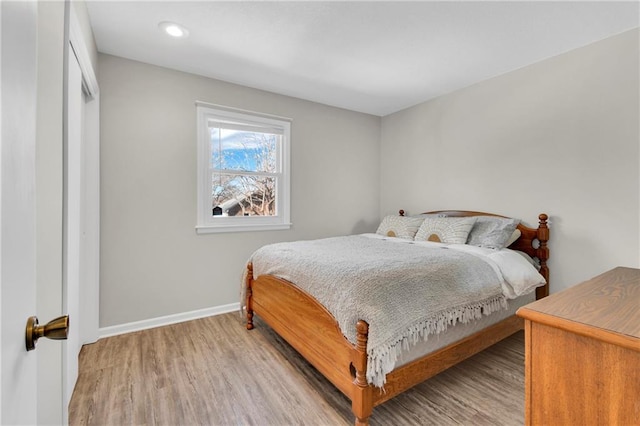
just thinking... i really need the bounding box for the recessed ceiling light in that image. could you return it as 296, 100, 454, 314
158, 21, 189, 38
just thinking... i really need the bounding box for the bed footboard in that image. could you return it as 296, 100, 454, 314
246, 262, 372, 424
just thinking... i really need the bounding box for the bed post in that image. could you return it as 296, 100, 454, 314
352, 320, 373, 426
246, 262, 254, 330
535, 214, 549, 299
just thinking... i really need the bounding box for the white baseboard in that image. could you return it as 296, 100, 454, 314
98, 302, 241, 339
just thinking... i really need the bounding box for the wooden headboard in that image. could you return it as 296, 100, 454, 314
399, 209, 549, 299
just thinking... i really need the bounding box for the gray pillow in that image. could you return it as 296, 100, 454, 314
467, 217, 520, 249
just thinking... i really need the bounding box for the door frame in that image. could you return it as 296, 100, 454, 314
68, 0, 99, 349
62, 4, 100, 419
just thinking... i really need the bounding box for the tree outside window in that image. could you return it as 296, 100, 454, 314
211, 129, 278, 217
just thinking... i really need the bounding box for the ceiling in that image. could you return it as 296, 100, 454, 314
86, 1, 639, 116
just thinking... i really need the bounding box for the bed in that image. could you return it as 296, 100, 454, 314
244, 210, 549, 425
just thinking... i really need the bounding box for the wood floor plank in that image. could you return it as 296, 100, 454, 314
70, 313, 525, 425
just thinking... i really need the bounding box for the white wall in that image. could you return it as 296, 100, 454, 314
98, 54, 380, 327
381, 29, 640, 293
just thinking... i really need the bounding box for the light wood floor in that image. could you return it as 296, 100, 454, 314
70, 313, 525, 425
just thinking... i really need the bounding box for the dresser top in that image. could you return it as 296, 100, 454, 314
518, 267, 640, 344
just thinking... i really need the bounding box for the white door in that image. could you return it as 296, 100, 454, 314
1, 2, 99, 423
0, 1, 39, 424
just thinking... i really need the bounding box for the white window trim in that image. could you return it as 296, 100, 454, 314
195, 101, 291, 234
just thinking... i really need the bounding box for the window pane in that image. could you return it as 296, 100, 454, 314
212, 174, 276, 217
210, 128, 278, 173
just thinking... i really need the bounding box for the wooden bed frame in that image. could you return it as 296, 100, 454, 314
245, 210, 549, 425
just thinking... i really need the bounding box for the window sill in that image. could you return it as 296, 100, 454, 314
195, 223, 292, 234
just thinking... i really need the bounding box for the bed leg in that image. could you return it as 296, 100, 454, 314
246, 305, 254, 330
352, 320, 373, 426
354, 415, 370, 426
246, 262, 254, 330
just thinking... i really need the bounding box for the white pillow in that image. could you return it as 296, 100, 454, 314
488, 249, 546, 298
376, 215, 424, 239
414, 217, 477, 244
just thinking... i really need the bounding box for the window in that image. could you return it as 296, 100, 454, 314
196, 102, 291, 233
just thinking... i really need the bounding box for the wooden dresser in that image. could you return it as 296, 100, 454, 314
517, 267, 640, 426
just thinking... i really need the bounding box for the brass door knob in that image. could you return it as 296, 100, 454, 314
25, 315, 69, 351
